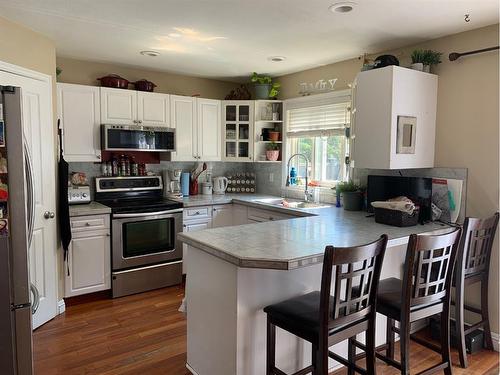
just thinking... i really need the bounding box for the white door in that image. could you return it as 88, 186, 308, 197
197, 98, 221, 161
137, 92, 170, 127
100, 87, 137, 125
182, 219, 211, 274
0, 69, 58, 329
57, 83, 101, 162
170, 95, 197, 161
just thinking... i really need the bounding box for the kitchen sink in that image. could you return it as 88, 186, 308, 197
254, 198, 330, 210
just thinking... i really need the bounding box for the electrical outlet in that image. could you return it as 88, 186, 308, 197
269, 173, 274, 182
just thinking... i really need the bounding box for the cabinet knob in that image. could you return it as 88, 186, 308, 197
106, 233, 110, 237
138, 120, 142, 124
269, 217, 274, 221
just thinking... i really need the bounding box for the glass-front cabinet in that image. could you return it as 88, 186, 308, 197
222, 101, 254, 161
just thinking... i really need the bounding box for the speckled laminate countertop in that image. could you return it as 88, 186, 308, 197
178, 196, 452, 270
69, 202, 111, 217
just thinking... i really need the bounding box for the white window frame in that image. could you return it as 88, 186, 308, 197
282, 90, 351, 194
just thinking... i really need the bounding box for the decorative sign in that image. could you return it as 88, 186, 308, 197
299, 78, 338, 96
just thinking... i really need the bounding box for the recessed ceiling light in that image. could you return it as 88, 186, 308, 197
329, 1, 356, 13
140, 50, 160, 57
268, 56, 286, 62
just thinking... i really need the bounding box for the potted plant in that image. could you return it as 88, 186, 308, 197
265, 141, 280, 161
410, 49, 425, 71
422, 49, 442, 73
335, 181, 364, 211
268, 125, 281, 141
251, 72, 281, 99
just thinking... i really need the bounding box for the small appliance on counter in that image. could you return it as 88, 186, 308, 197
164, 169, 183, 198
202, 182, 213, 195
213, 176, 229, 195
68, 185, 91, 205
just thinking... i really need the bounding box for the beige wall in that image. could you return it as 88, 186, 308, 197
56, 57, 237, 100
279, 24, 500, 334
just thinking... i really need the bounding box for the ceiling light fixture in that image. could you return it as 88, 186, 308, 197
268, 56, 286, 62
140, 50, 160, 57
329, 1, 357, 13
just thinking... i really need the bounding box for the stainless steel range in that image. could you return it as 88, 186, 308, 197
95, 176, 183, 298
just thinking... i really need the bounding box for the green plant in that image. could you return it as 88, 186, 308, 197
335, 181, 362, 193
250, 72, 281, 98
56, 67, 62, 76
422, 49, 442, 66
266, 141, 280, 151
410, 49, 425, 64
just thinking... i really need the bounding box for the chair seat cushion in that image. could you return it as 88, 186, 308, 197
264, 291, 330, 340
376, 277, 404, 320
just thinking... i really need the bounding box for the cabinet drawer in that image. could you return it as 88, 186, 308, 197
183, 206, 212, 220
247, 207, 292, 222
71, 214, 110, 233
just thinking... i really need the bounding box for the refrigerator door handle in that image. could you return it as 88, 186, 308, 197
30, 283, 40, 315
24, 137, 35, 249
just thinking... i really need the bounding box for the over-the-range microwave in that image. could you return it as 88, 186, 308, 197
101, 124, 175, 152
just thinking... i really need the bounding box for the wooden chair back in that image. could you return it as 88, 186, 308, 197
402, 228, 461, 309
319, 235, 388, 330
459, 213, 499, 277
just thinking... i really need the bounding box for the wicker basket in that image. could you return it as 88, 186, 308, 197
374, 207, 419, 227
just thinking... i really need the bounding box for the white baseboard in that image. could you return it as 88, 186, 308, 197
57, 299, 66, 315
186, 363, 199, 375
491, 332, 499, 352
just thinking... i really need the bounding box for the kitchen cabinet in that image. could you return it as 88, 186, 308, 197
182, 206, 213, 274
352, 66, 438, 169
65, 215, 111, 297
222, 101, 254, 162
57, 83, 101, 162
171, 96, 221, 162
212, 205, 234, 228
100, 87, 171, 127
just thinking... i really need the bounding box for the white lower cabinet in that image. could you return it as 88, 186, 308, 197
247, 206, 294, 223
212, 205, 234, 228
65, 214, 111, 297
182, 206, 213, 274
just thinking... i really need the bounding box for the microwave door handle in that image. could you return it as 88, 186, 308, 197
113, 209, 183, 218
24, 138, 35, 249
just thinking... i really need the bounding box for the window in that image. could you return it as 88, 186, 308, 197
285, 93, 351, 188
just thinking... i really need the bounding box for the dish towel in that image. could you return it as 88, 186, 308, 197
371, 196, 416, 214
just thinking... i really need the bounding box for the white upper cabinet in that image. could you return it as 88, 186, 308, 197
57, 83, 101, 162
352, 66, 438, 170
170, 95, 197, 161
137, 91, 170, 126
197, 98, 221, 161
170, 96, 222, 162
100, 87, 137, 125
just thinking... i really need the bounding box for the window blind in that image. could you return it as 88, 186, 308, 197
287, 101, 350, 138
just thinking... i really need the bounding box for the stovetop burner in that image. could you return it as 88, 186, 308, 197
99, 197, 183, 214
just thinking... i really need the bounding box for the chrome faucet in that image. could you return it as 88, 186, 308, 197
286, 153, 313, 202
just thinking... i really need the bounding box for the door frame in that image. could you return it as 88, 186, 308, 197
0, 60, 59, 323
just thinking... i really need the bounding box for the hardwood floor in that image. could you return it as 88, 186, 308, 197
34, 285, 499, 374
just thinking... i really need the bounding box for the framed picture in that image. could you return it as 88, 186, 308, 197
396, 116, 417, 154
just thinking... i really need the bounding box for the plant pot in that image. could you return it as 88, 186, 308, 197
423, 64, 431, 73
266, 150, 280, 161
342, 191, 363, 211
268, 131, 280, 141
410, 63, 424, 71
254, 84, 271, 99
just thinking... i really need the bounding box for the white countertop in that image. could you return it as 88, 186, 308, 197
178, 195, 451, 270
69, 201, 111, 217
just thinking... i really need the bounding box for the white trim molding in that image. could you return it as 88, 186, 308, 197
492, 331, 499, 352
57, 299, 66, 315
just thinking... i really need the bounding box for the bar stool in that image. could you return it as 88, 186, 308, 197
264, 235, 388, 375
374, 228, 461, 375
454, 213, 499, 368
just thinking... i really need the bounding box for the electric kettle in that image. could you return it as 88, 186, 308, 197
212, 177, 229, 195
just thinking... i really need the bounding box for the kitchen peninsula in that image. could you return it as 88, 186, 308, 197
179, 197, 451, 375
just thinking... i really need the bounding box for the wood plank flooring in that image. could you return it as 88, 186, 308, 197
34, 285, 499, 374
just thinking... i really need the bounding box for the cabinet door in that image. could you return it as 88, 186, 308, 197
212, 205, 233, 228
57, 83, 101, 162
100, 87, 137, 125
64, 230, 111, 297
182, 219, 212, 274
170, 95, 197, 161
197, 98, 221, 161
222, 101, 254, 162
137, 92, 170, 126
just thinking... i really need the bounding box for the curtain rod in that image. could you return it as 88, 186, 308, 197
449, 46, 499, 61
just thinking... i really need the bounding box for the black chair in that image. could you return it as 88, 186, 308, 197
454, 213, 499, 368
374, 228, 461, 375
264, 235, 388, 375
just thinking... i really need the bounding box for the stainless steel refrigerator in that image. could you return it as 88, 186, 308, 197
0, 86, 37, 375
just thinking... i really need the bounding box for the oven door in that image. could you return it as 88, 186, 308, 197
112, 209, 182, 270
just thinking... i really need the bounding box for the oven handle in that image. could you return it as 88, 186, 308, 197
113, 208, 183, 218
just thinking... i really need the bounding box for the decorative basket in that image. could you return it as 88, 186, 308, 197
374, 207, 419, 227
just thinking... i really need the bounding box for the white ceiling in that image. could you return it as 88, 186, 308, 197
0, 0, 498, 81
